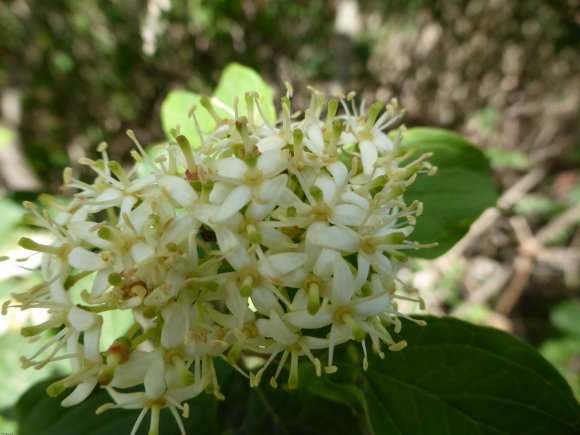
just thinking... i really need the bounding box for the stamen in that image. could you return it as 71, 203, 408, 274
270, 349, 289, 388
177, 135, 197, 173
127, 130, 159, 173
287, 350, 299, 389
18, 237, 66, 255
200, 96, 223, 126
131, 407, 149, 435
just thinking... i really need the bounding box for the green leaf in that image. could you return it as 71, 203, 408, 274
15, 358, 360, 435
0, 414, 17, 434
218, 368, 364, 435
161, 64, 275, 147
550, 300, 580, 337
540, 337, 580, 400
161, 90, 215, 148
0, 330, 66, 410
0, 124, 16, 150
401, 128, 498, 258
329, 316, 580, 435
99, 308, 135, 351
486, 147, 531, 170
213, 63, 276, 123
0, 198, 24, 249
15, 377, 220, 435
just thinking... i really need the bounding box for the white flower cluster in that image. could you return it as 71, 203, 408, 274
5, 87, 434, 435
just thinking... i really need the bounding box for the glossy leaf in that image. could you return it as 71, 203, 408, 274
218, 367, 364, 435
15, 377, 219, 435
15, 359, 361, 435
322, 316, 580, 435
401, 128, 498, 258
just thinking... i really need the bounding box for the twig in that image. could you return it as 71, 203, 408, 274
496, 255, 534, 316
495, 216, 537, 315
536, 203, 580, 245
495, 208, 580, 314
436, 166, 547, 264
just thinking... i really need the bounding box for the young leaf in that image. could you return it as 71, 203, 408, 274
329, 316, 580, 435
213, 63, 276, 123
160, 64, 276, 147
401, 128, 498, 258
161, 90, 215, 148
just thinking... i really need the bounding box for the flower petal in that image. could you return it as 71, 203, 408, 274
257, 311, 298, 345
251, 284, 281, 315
215, 226, 251, 270
209, 181, 233, 205
158, 175, 198, 207
67, 306, 99, 331
67, 221, 112, 249
331, 204, 366, 226
246, 174, 288, 220
314, 172, 336, 204
144, 353, 166, 399
61, 377, 98, 407
159, 213, 199, 247
120, 195, 138, 218
359, 140, 378, 175
126, 200, 153, 233
112, 351, 157, 389
92, 268, 111, 296
258, 252, 307, 278
126, 173, 156, 193
211, 184, 252, 222
332, 257, 356, 304
313, 248, 340, 280
305, 123, 324, 154
308, 226, 358, 253
326, 161, 348, 190
68, 247, 105, 271
256, 224, 292, 250
130, 242, 156, 264
161, 303, 189, 349
340, 191, 369, 210
285, 309, 332, 329
257, 150, 288, 177
353, 292, 391, 317
256, 135, 286, 152
214, 157, 247, 179
83, 325, 102, 362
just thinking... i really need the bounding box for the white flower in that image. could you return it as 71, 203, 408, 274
5, 84, 433, 429
209, 148, 289, 222
254, 310, 323, 389
341, 99, 403, 176
285, 257, 401, 371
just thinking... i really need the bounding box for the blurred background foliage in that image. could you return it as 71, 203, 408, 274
0, 0, 578, 430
